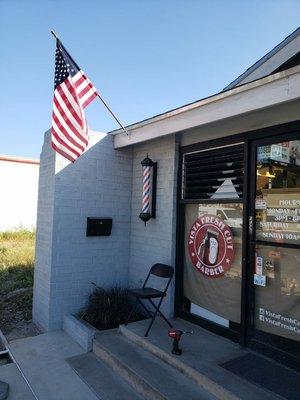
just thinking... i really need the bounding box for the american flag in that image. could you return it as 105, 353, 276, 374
51, 39, 97, 162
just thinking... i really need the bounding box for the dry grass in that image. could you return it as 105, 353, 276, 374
0, 229, 35, 335
0, 229, 35, 296
0, 229, 39, 340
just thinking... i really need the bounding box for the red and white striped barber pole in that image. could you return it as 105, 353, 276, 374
139, 154, 157, 225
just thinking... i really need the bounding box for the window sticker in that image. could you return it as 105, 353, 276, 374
188, 214, 235, 278
254, 274, 266, 287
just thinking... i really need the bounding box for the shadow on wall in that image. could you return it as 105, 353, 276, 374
33, 131, 133, 331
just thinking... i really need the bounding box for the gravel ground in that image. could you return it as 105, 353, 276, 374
0, 287, 40, 342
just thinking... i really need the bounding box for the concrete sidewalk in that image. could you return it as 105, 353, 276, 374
7, 331, 98, 400
1, 320, 290, 400
0, 364, 34, 400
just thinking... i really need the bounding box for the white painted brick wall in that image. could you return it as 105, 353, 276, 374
0, 159, 39, 231
128, 136, 178, 317
33, 131, 56, 330
33, 131, 133, 331
34, 131, 178, 331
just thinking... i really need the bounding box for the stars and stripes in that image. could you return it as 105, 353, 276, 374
51, 39, 97, 162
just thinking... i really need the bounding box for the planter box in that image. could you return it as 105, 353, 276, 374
63, 315, 98, 352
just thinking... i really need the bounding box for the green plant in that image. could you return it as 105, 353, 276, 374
79, 286, 146, 330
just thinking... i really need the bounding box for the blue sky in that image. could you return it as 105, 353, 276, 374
1, 0, 300, 158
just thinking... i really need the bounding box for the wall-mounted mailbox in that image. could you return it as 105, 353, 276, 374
86, 218, 112, 237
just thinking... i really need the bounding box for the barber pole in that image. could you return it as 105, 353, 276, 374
139, 154, 157, 225
142, 165, 151, 213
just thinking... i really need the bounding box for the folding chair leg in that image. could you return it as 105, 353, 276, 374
125, 299, 138, 325
137, 298, 153, 319
145, 314, 156, 337
148, 298, 173, 328
158, 310, 173, 328
138, 298, 157, 337
126, 297, 154, 326
144, 297, 163, 337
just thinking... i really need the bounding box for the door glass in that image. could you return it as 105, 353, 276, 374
255, 140, 300, 245
183, 203, 243, 325
254, 245, 300, 342
254, 139, 300, 343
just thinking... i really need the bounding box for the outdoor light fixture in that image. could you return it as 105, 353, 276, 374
139, 154, 157, 225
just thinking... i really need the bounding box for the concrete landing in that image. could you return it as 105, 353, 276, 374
8, 331, 98, 400
0, 364, 34, 400
94, 329, 217, 400
0, 380, 9, 400
119, 318, 283, 400
68, 352, 144, 400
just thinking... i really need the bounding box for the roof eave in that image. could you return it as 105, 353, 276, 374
112, 65, 300, 148
223, 27, 300, 91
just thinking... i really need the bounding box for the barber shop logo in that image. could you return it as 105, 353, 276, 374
188, 214, 235, 278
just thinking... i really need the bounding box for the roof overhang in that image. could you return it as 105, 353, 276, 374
113, 65, 300, 149
224, 27, 300, 90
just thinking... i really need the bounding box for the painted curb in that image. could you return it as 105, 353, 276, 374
63, 315, 98, 352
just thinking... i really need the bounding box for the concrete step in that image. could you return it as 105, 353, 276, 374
0, 363, 35, 400
0, 380, 9, 400
68, 352, 144, 400
119, 320, 284, 400
93, 329, 217, 400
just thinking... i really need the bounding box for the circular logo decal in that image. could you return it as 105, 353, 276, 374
188, 214, 235, 278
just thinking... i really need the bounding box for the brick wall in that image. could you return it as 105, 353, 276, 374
33, 131, 178, 330
129, 136, 178, 316
33, 131, 133, 330
33, 131, 55, 330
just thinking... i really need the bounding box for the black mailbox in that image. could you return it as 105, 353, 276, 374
86, 218, 112, 237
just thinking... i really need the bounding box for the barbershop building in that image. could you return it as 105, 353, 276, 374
33, 28, 300, 368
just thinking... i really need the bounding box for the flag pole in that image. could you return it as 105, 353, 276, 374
50, 30, 129, 137
95, 94, 129, 137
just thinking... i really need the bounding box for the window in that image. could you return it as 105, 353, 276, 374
182, 144, 244, 329
255, 140, 300, 245
183, 144, 244, 200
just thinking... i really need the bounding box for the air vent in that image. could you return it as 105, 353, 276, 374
182, 145, 244, 200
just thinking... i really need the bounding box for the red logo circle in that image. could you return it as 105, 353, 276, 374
188, 214, 235, 278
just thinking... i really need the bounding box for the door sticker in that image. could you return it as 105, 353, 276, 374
255, 256, 263, 275
254, 274, 266, 287
188, 214, 235, 278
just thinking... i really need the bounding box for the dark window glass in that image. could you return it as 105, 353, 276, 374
183, 145, 244, 200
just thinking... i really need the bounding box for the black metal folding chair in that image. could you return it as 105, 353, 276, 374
126, 263, 174, 337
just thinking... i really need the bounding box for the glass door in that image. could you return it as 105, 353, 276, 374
179, 143, 245, 340
249, 134, 300, 363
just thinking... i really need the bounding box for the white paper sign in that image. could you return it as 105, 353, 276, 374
256, 257, 263, 275
255, 199, 267, 210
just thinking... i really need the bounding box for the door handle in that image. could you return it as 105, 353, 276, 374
249, 216, 253, 236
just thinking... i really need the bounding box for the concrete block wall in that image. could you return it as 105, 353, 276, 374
33, 131, 56, 330
33, 131, 133, 331
128, 136, 178, 317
